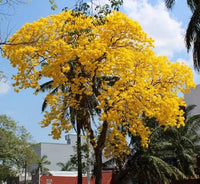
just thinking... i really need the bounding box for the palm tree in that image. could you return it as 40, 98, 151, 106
36, 67, 118, 184
37, 78, 100, 184
37, 56, 90, 184
158, 105, 200, 176
31, 155, 50, 184
108, 105, 200, 184
57, 161, 77, 171
118, 135, 186, 184
37, 80, 84, 184
164, 0, 200, 71
38, 155, 51, 175
103, 132, 186, 184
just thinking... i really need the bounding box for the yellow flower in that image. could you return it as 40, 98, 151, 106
2, 10, 196, 156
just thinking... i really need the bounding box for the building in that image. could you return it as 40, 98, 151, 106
184, 84, 200, 115
32, 133, 77, 171
40, 171, 113, 184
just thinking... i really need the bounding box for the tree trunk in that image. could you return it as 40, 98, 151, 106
86, 135, 90, 184
87, 120, 108, 184
24, 162, 27, 184
94, 149, 103, 184
77, 121, 82, 184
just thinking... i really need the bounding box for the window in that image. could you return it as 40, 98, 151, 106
46, 179, 52, 184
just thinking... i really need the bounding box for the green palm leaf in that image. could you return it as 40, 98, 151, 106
164, 0, 176, 9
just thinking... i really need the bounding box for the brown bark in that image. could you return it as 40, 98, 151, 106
94, 149, 103, 184
77, 116, 83, 184
93, 121, 108, 184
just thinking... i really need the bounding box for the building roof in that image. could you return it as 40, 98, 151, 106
47, 171, 78, 176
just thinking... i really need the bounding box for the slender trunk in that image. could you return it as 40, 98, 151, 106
86, 135, 90, 184
93, 121, 108, 184
38, 165, 40, 184
94, 149, 103, 184
24, 162, 27, 184
77, 121, 82, 184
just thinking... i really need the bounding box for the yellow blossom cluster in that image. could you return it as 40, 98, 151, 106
2, 10, 196, 157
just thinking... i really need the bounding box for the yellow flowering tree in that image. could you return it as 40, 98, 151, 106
2, 10, 195, 184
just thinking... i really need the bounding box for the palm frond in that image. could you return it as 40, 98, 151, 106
184, 118, 200, 139
163, 126, 179, 140
56, 161, 77, 171
185, 104, 197, 118
185, 5, 200, 51
149, 126, 163, 142
187, 0, 200, 12
150, 141, 173, 154
102, 157, 116, 169
131, 155, 186, 183
192, 33, 200, 71
191, 134, 200, 145
56, 162, 65, 168
185, 3, 200, 71
41, 87, 59, 112
36, 80, 54, 93
180, 136, 195, 148
164, 0, 176, 9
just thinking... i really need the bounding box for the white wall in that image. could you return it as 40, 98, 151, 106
184, 84, 200, 115
33, 134, 77, 171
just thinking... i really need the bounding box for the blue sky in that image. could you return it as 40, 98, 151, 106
0, 0, 198, 143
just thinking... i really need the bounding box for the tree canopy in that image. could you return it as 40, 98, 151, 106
2, 10, 196, 183
0, 114, 38, 182
2, 8, 196, 150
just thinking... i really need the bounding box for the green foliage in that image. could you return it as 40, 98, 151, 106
158, 105, 200, 176
0, 71, 6, 82
164, 0, 200, 71
38, 155, 51, 174
109, 129, 186, 184
109, 0, 123, 11
105, 105, 200, 183
57, 160, 77, 171
60, 0, 123, 17
49, 0, 57, 10
67, 143, 93, 174
0, 115, 39, 182
0, 165, 17, 182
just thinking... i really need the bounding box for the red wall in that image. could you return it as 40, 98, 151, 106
41, 172, 113, 184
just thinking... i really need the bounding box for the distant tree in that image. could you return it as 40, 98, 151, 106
38, 155, 51, 175
0, 115, 38, 183
68, 143, 94, 174
57, 160, 77, 171
0, 0, 31, 17
30, 155, 51, 184
50, 0, 123, 13
0, 0, 31, 45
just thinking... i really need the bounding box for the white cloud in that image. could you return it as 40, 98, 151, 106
0, 80, 10, 95
123, 0, 185, 58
